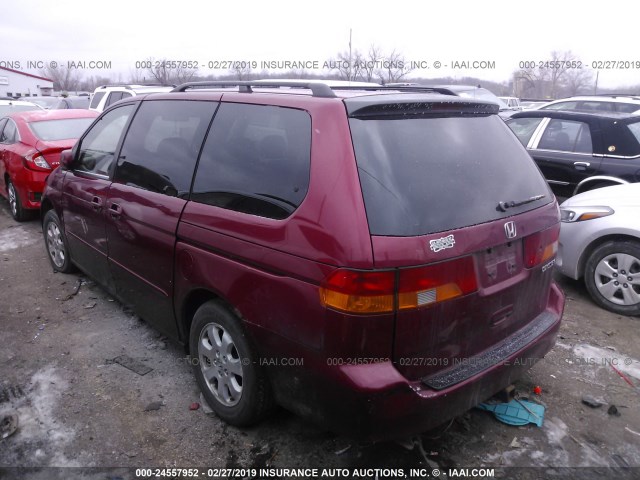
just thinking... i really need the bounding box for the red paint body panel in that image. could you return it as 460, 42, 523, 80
0, 109, 97, 211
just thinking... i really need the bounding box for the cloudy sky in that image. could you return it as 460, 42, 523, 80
2, 0, 640, 89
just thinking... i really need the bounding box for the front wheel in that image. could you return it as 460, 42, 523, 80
42, 210, 75, 273
584, 240, 640, 316
190, 301, 274, 426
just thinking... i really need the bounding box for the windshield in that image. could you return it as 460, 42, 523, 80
29, 118, 95, 141
349, 114, 551, 236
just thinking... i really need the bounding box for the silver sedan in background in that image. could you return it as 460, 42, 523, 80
558, 183, 640, 316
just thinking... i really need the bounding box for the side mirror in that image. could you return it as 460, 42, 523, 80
59, 149, 75, 169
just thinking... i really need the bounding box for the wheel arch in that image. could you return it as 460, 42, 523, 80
40, 197, 54, 222
577, 233, 640, 279
573, 176, 628, 196
178, 288, 244, 353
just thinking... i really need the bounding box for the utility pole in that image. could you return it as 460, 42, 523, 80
348, 28, 352, 82
594, 71, 599, 95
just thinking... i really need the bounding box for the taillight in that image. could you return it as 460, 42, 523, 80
320, 256, 478, 314
320, 270, 395, 314
524, 223, 560, 268
24, 150, 51, 171
398, 256, 477, 309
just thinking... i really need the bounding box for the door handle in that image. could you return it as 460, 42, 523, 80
109, 202, 122, 220
91, 196, 102, 211
574, 161, 591, 170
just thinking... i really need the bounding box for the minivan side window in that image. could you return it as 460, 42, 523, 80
191, 103, 311, 220
113, 100, 217, 197
76, 104, 135, 176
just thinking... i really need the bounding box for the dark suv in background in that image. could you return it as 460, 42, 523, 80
41, 82, 564, 438
507, 109, 640, 197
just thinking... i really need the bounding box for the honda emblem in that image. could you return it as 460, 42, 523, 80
504, 221, 517, 239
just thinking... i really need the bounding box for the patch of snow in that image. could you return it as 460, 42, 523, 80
573, 344, 640, 381
544, 417, 568, 446
0, 227, 37, 252
0, 367, 83, 467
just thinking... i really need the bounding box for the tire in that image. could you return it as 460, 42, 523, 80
7, 179, 28, 222
584, 240, 640, 316
42, 210, 76, 273
190, 301, 274, 426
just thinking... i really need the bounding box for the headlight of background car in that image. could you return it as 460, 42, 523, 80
560, 206, 614, 223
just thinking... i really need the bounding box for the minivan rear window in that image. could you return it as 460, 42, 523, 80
349, 114, 551, 236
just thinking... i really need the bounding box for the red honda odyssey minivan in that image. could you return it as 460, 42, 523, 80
41, 82, 564, 438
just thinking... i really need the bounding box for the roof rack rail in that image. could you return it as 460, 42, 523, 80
172, 81, 461, 98
592, 93, 640, 99
329, 85, 458, 96
171, 81, 337, 98
96, 84, 176, 90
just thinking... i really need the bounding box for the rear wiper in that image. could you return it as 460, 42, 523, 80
497, 194, 545, 212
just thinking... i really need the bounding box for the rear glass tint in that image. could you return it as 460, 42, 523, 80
29, 118, 95, 141
90, 92, 105, 109
349, 114, 551, 236
192, 103, 311, 220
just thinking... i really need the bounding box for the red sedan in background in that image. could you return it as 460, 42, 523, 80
0, 109, 98, 221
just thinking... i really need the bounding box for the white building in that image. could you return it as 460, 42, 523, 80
0, 66, 54, 98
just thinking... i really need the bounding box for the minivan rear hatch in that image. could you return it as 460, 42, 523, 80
346, 95, 559, 382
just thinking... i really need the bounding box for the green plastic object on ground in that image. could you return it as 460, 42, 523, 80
477, 399, 545, 427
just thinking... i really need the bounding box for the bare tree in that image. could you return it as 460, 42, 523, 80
377, 49, 413, 83
230, 62, 253, 80
361, 45, 383, 82
327, 50, 365, 81
39, 65, 83, 92
514, 50, 587, 99
128, 67, 149, 84
146, 57, 198, 85
79, 75, 112, 92
564, 67, 594, 96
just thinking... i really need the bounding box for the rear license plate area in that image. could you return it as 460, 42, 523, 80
480, 241, 522, 286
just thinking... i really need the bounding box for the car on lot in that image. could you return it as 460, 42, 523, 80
40, 81, 564, 438
506, 110, 640, 197
431, 85, 515, 116
0, 109, 98, 221
520, 100, 550, 110
537, 94, 640, 114
53, 96, 91, 110
499, 96, 523, 110
89, 84, 174, 112
21, 96, 60, 110
557, 183, 640, 316
0, 99, 44, 116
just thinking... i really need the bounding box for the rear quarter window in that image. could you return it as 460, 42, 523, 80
349, 114, 551, 236
191, 103, 311, 220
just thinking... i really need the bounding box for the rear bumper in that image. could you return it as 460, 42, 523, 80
270, 281, 564, 439
12, 169, 48, 210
